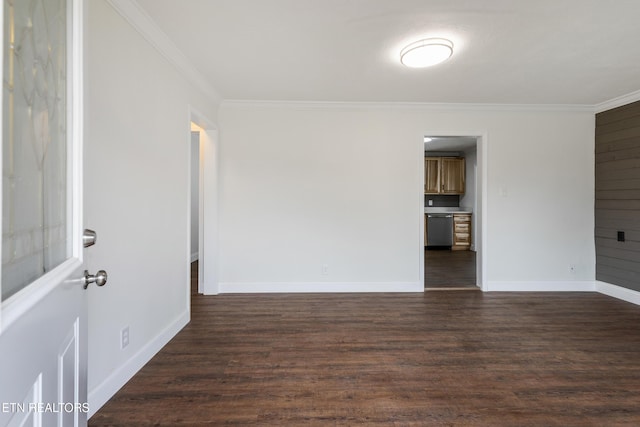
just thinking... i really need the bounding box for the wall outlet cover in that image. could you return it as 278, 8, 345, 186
121, 326, 130, 350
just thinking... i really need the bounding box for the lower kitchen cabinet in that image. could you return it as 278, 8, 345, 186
452, 213, 471, 251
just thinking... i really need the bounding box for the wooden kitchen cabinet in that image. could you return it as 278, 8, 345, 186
424, 157, 465, 195
424, 158, 440, 193
441, 157, 465, 194
452, 213, 471, 251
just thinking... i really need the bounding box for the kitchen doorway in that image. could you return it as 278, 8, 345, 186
422, 135, 483, 291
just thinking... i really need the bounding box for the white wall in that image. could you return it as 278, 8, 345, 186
460, 145, 477, 211
84, 0, 219, 414
219, 103, 595, 291
460, 145, 478, 250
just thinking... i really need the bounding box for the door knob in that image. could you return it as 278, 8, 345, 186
84, 270, 108, 289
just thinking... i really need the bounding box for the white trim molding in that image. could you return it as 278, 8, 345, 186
219, 282, 423, 293
87, 310, 189, 418
221, 99, 595, 113
485, 281, 596, 292
106, 0, 221, 103
596, 281, 640, 306
594, 89, 640, 113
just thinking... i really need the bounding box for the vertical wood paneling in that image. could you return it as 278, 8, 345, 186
595, 100, 640, 291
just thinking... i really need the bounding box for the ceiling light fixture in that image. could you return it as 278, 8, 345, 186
400, 38, 454, 68
424, 137, 433, 143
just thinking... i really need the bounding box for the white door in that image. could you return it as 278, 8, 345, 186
0, 1, 97, 426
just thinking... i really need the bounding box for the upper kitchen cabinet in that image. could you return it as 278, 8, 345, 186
424, 157, 441, 193
441, 157, 465, 194
424, 157, 465, 195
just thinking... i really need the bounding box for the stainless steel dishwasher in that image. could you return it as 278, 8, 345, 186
426, 213, 454, 247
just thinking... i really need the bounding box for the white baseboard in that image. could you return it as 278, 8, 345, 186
190, 252, 199, 262
596, 281, 640, 306
218, 281, 423, 293
485, 281, 596, 292
87, 310, 189, 418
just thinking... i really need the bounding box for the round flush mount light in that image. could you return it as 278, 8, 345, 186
400, 38, 454, 68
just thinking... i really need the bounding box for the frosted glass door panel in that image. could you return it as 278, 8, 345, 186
2, 0, 69, 300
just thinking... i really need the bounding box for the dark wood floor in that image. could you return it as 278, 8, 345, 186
90, 264, 640, 426
425, 249, 477, 289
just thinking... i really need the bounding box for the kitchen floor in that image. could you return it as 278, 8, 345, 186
425, 248, 477, 290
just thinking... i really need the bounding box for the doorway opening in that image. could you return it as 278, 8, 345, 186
187, 106, 219, 299
422, 135, 482, 291
190, 123, 202, 296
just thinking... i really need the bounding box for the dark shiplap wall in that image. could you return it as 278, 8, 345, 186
595, 101, 640, 290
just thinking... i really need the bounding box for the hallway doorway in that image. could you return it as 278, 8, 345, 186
187, 107, 220, 296
190, 123, 203, 293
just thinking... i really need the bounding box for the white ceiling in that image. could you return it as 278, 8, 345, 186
135, 0, 640, 105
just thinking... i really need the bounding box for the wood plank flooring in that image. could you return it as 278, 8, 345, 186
425, 249, 477, 289
90, 264, 640, 426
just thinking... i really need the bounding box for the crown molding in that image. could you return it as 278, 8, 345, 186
221, 99, 595, 113
594, 89, 640, 113
106, 0, 221, 103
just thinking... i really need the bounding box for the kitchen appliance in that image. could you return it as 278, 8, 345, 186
427, 213, 454, 247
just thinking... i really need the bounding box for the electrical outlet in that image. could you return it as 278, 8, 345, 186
121, 326, 129, 350
322, 264, 329, 275
428, 199, 433, 206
